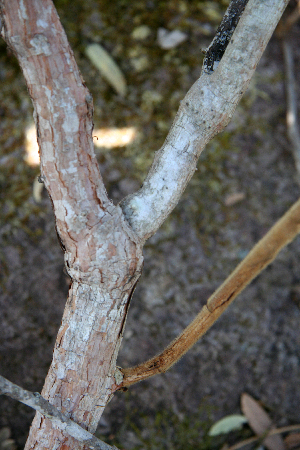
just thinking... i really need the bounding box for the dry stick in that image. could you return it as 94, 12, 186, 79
276, 4, 300, 37
283, 38, 300, 179
226, 425, 300, 450
119, 197, 300, 388
0, 375, 118, 450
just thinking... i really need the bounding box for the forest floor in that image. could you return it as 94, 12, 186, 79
0, 1, 300, 449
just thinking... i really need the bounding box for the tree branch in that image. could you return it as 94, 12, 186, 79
120, 0, 289, 242
0, 375, 118, 450
119, 197, 300, 387
1, 3, 144, 448
203, 0, 249, 73
0, 0, 143, 287
283, 39, 300, 179
0, 0, 109, 233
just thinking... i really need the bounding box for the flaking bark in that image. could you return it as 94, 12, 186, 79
0, 1, 143, 449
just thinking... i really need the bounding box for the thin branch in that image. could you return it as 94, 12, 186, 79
283, 39, 300, 180
119, 197, 300, 388
276, 4, 300, 37
226, 425, 300, 450
120, 0, 289, 242
0, 375, 118, 450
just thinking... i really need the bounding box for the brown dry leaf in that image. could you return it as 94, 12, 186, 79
224, 192, 245, 206
241, 393, 285, 450
285, 433, 300, 450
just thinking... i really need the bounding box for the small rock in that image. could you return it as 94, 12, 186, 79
130, 55, 150, 72
131, 25, 151, 40
157, 28, 188, 49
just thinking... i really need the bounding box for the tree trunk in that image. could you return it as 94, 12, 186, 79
0, 0, 289, 449
0, 0, 143, 448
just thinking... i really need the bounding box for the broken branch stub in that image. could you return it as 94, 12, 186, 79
120, 197, 300, 388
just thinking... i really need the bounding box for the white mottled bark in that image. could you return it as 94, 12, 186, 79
120, 0, 289, 241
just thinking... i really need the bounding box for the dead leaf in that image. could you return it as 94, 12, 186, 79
241, 393, 285, 450
224, 192, 245, 206
285, 433, 300, 450
85, 43, 127, 97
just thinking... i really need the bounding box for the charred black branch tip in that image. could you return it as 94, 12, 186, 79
203, 0, 249, 73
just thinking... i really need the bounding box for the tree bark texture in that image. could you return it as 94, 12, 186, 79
120, 0, 289, 241
0, 0, 289, 449
0, 0, 143, 449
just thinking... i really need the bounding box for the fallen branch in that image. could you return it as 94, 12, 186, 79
0, 375, 118, 450
119, 197, 300, 388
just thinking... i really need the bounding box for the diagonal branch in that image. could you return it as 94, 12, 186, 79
0, 0, 111, 241
120, 0, 289, 242
0, 0, 141, 288
0, 375, 118, 450
119, 197, 300, 388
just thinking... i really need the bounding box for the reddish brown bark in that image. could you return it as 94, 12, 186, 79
0, 0, 143, 449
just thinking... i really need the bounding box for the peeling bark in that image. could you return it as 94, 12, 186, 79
0, 1, 143, 449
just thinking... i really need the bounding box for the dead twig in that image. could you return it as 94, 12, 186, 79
120, 197, 300, 388
0, 375, 118, 450
226, 425, 300, 450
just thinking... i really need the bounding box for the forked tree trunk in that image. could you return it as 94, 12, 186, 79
0, 1, 144, 448
0, 0, 288, 449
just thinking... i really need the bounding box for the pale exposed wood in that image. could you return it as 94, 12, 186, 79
120, 197, 300, 387
120, 0, 289, 242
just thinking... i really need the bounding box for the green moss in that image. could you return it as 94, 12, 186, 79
97, 402, 252, 450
